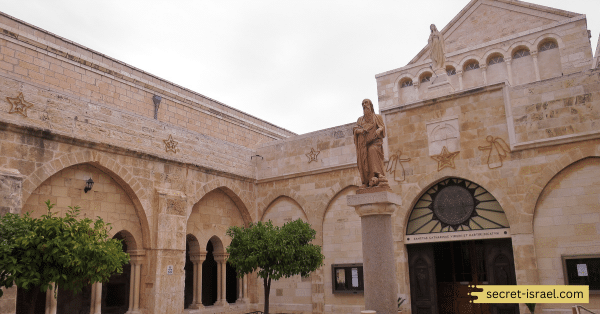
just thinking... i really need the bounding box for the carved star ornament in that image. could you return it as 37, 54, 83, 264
306, 148, 320, 163
7, 92, 34, 117
430, 146, 460, 171
163, 134, 179, 153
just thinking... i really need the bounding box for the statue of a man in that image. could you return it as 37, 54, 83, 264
353, 99, 388, 189
428, 24, 446, 71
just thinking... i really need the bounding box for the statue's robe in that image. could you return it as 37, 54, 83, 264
354, 113, 386, 186
429, 30, 446, 71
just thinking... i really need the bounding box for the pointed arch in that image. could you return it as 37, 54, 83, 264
22, 150, 151, 249
258, 188, 310, 221
189, 178, 254, 226
260, 195, 308, 223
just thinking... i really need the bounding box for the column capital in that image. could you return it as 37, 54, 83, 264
505, 57, 512, 64
480, 63, 488, 70
214, 253, 229, 262
531, 50, 539, 57
457, 70, 464, 76
190, 253, 207, 263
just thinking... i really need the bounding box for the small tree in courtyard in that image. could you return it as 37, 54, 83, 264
226, 219, 324, 314
0, 200, 129, 300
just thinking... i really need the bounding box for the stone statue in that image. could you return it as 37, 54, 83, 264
428, 24, 446, 71
353, 99, 389, 189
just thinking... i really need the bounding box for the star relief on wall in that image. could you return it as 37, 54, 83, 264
163, 134, 179, 153
7, 92, 34, 117
306, 148, 320, 163
431, 146, 460, 171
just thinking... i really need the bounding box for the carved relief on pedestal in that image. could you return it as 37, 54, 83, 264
426, 116, 460, 156
6, 92, 34, 117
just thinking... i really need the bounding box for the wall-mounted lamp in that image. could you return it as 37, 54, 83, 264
84, 178, 94, 193
152, 95, 162, 119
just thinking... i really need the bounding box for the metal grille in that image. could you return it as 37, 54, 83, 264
407, 178, 509, 234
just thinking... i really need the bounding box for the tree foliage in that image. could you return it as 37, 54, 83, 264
0, 200, 130, 297
226, 219, 324, 314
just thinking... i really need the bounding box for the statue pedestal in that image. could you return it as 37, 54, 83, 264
347, 191, 401, 314
428, 72, 455, 98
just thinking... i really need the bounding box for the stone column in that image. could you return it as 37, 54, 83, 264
237, 277, 243, 301
413, 80, 420, 101
347, 191, 402, 314
505, 57, 513, 85
242, 274, 249, 303
45, 283, 57, 314
481, 63, 488, 85
128, 261, 135, 312
532, 50, 541, 81
213, 254, 228, 307
133, 263, 141, 311
92, 282, 102, 314
190, 253, 206, 309
457, 70, 464, 90
125, 253, 144, 314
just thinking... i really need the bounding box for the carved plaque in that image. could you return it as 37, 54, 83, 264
426, 117, 460, 156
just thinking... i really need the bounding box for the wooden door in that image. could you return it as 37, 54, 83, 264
408, 244, 438, 314
485, 239, 519, 314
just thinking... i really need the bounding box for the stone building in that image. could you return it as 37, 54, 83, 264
1, 0, 600, 313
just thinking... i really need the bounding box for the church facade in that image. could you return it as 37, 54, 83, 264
0, 1, 599, 314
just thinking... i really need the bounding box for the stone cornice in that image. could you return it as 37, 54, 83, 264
256, 162, 357, 184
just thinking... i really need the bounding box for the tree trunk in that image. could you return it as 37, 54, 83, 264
263, 277, 271, 314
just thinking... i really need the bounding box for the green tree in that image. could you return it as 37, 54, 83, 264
0, 200, 129, 300
226, 219, 324, 314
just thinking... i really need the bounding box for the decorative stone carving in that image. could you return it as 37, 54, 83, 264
7, 92, 33, 117
386, 149, 411, 182
353, 99, 390, 191
426, 117, 460, 156
163, 134, 179, 153
430, 146, 460, 171
478, 136, 510, 169
306, 148, 320, 163
428, 24, 446, 72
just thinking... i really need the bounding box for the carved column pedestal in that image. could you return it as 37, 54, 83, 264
348, 191, 401, 314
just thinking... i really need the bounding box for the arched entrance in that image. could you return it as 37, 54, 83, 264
101, 232, 133, 314
406, 178, 518, 314
202, 240, 219, 306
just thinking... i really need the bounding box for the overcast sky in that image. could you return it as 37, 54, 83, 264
1, 1, 599, 135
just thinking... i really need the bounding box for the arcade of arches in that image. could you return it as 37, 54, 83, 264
2, 1, 600, 314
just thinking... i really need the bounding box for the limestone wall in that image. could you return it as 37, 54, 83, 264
0, 11, 294, 152
258, 197, 312, 313
509, 70, 600, 148
533, 157, 600, 313
256, 123, 356, 182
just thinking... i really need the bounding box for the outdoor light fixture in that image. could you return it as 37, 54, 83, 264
84, 178, 94, 193
152, 95, 162, 119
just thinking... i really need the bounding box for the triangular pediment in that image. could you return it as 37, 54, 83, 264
408, 0, 580, 65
